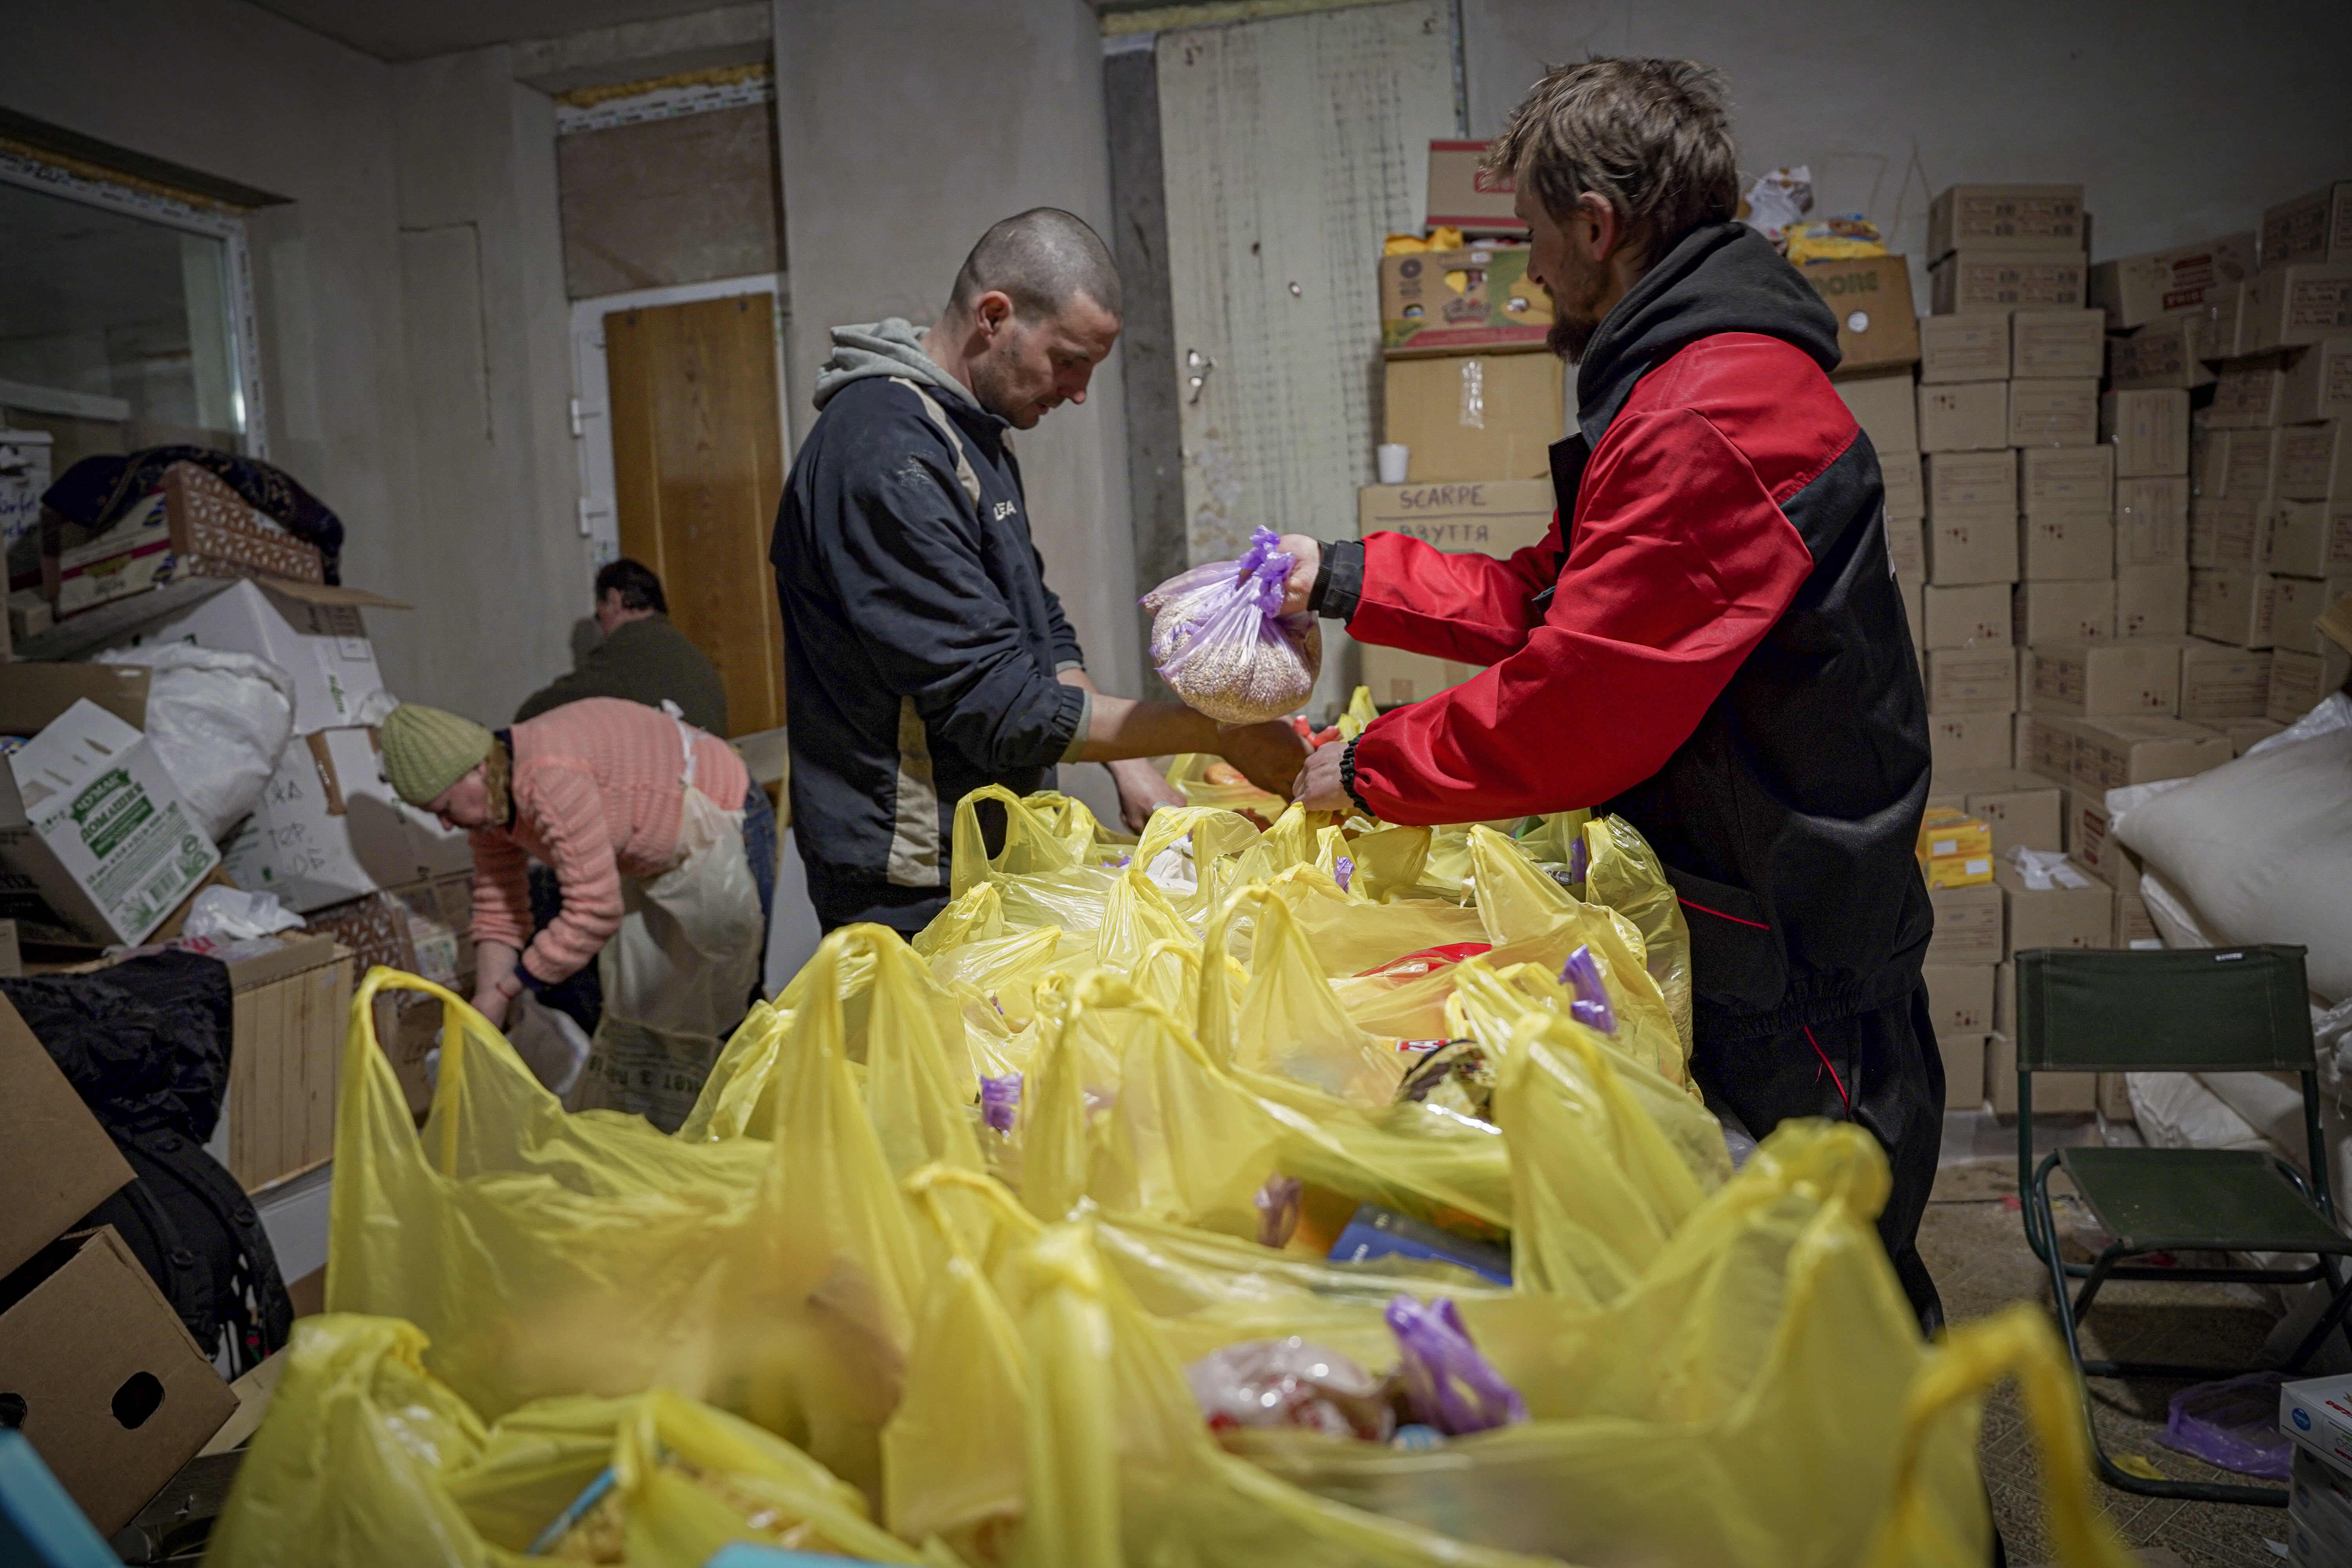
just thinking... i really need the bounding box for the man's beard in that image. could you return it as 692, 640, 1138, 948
1543, 264, 1613, 363
1548, 314, 1597, 362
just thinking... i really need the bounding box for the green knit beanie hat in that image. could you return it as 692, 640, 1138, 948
381, 704, 495, 806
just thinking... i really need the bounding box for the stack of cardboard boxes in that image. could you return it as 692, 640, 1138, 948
1360, 142, 1565, 706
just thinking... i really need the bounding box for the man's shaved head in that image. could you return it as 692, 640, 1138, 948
948, 207, 1123, 323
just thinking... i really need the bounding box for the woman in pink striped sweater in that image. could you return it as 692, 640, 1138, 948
381, 697, 768, 1129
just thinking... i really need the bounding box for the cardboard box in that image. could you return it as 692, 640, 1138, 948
2014, 579, 2114, 643
1886, 517, 1925, 581
2020, 514, 2113, 582
39, 464, 326, 619
2098, 1066, 2134, 1120
1996, 859, 2112, 958
1357, 479, 1556, 553
2068, 715, 2231, 789
2007, 378, 2099, 448
1383, 354, 1563, 482
2208, 357, 2290, 429
1989, 1030, 2097, 1115
1923, 964, 1997, 1036
2189, 568, 2276, 647
1360, 645, 1481, 708
0, 993, 132, 1281
2266, 501, 2333, 579
1923, 582, 2011, 648
1940, 1033, 1988, 1112
1927, 449, 2018, 523
2281, 336, 2352, 424
2011, 309, 2105, 378
113, 577, 403, 735
1926, 881, 2004, 966
0, 661, 151, 736
2020, 712, 2078, 785
183, 935, 357, 1194
2019, 444, 2113, 519
1425, 139, 1523, 236
1931, 250, 2088, 314
2239, 264, 2352, 352
0, 700, 220, 946
1935, 766, 2065, 855
2224, 717, 2285, 755
1928, 711, 2011, 776
1882, 450, 1925, 521
2091, 233, 2257, 328
1929, 185, 2086, 259
1917, 807, 1994, 888
2107, 313, 2218, 391
2115, 474, 2189, 566
2277, 421, 2349, 502
0, 1226, 238, 1533
2113, 895, 2159, 951
2030, 640, 2180, 717
1994, 958, 2018, 1036
1805, 256, 1920, 372
2101, 388, 2190, 476
1918, 313, 2009, 383
2270, 646, 2352, 722
2272, 573, 2342, 655
2116, 563, 2190, 638
2261, 182, 2352, 269
1837, 368, 1919, 453
2220, 425, 2282, 502
1927, 514, 2019, 585
2190, 496, 2270, 570
2065, 788, 2143, 894
1900, 577, 1924, 651
1379, 246, 1550, 357
1927, 646, 2018, 712
2171, 637, 2272, 719
221, 727, 473, 913
1918, 380, 2009, 452
2282, 1372, 2352, 1483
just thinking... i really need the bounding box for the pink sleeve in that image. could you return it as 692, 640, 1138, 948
466, 828, 533, 955
514, 762, 624, 985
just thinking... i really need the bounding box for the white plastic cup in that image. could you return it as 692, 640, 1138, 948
1377, 443, 1410, 485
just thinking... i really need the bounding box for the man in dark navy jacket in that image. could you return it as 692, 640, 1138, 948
1290, 61, 1945, 1330
772, 209, 1304, 936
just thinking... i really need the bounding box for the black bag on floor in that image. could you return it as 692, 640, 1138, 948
3, 951, 292, 1374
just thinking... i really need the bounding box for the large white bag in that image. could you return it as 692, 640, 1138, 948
2114, 725, 2352, 1005
95, 644, 296, 842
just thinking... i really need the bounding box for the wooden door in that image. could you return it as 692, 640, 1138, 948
605, 292, 785, 736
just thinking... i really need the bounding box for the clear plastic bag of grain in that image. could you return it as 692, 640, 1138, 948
1143, 527, 1321, 724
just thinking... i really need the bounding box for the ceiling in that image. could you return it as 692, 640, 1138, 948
247, 0, 740, 63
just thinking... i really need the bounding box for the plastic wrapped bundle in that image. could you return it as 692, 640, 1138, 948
1144, 527, 1321, 724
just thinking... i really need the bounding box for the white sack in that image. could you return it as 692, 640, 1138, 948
96, 644, 296, 842
2114, 726, 2352, 1005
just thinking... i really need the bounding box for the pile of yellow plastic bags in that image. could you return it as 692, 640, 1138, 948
207, 694, 2138, 1568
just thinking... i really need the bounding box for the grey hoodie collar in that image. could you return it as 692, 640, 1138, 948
810, 318, 982, 413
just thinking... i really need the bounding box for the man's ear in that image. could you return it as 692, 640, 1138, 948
973, 289, 1015, 338
1579, 191, 1621, 262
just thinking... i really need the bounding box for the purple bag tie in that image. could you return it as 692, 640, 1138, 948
1384, 1294, 1527, 1436
1559, 943, 1616, 1034
980, 1073, 1022, 1133
1334, 855, 1356, 892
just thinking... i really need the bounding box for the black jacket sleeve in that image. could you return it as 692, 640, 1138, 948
815, 403, 1085, 774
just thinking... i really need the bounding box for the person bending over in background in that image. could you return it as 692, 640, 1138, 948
516, 557, 729, 736
771, 207, 1305, 936
382, 697, 773, 1133
1288, 58, 1944, 1332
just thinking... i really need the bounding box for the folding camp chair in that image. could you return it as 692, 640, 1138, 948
2016, 944, 2352, 1506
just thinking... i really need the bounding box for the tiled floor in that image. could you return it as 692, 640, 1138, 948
1923, 1114, 2301, 1567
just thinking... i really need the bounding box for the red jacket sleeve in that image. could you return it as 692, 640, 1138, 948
1348, 408, 1818, 826
1348, 524, 1564, 666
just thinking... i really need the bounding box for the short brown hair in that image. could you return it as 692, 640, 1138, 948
1486, 57, 1740, 264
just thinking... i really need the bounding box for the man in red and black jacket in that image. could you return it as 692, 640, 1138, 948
1289, 58, 1943, 1330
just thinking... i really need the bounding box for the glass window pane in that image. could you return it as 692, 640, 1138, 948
0, 180, 246, 470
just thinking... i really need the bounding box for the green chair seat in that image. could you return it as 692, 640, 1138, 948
2058, 1146, 2352, 1257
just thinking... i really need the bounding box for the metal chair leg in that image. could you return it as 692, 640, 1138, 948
2285, 1269, 2352, 1374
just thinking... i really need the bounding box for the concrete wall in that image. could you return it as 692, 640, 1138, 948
769, 0, 1142, 742
1465, 0, 2352, 288
0, 0, 585, 725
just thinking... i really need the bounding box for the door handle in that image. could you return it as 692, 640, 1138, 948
1185, 348, 1215, 405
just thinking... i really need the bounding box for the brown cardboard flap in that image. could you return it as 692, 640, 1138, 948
0, 662, 150, 735
306, 731, 349, 815
0, 992, 133, 1280
257, 578, 410, 610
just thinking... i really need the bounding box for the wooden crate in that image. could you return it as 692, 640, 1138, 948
215, 936, 355, 1193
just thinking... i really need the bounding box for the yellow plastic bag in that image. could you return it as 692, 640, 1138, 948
1198, 883, 1404, 1105
204, 1314, 928, 1568
1163, 750, 1291, 823
330, 958, 925, 1501
949, 785, 1122, 932
1582, 813, 1693, 1054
